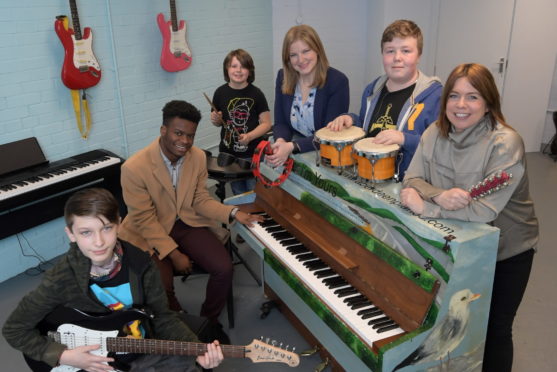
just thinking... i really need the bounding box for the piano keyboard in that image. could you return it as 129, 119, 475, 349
249, 213, 405, 346
0, 155, 120, 202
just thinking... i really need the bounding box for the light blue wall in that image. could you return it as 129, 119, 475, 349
0, 0, 273, 282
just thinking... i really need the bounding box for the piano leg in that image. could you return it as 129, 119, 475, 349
260, 300, 278, 319
263, 284, 346, 372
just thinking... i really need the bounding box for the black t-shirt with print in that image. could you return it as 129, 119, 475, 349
212, 83, 270, 157
367, 83, 415, 137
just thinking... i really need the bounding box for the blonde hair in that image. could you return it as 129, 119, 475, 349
281, 25, 329, 95
438, 63, 511, 137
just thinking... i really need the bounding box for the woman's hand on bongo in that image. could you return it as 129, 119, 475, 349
327, 115, 353, 132
210, 111, 224, 126
400, 187, 425, 215
373, 129, 404, 145
433, 188, 471, 210
267, 138, 293, 167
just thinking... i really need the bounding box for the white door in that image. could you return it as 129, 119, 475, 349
434, 0, 516, 91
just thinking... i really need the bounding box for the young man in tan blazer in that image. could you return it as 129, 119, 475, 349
119, 100, 261, 326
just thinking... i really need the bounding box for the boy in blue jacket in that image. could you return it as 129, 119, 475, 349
328, 20, 442, 180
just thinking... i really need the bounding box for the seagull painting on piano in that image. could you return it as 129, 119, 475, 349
393, 289, 481, 371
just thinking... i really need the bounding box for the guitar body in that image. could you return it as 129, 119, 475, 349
24, 307, 148, 372
157, 13, 192, 72
55, 17, 101, 90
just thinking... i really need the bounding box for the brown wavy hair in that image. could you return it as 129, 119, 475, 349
381, 19, 423, 55
223, 49, 255, 84
438, 63, 511, 137
64, 188, 120, 230
281, 24, 329, 95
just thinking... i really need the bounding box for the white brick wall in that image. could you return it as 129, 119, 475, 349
0, 0, 273, 282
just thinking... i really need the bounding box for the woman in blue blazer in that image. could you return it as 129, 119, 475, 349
268, 24, 349, 166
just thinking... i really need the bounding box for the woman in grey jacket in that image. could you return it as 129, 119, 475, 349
401, 63, 538, 372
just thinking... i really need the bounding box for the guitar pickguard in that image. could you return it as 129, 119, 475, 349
51, 324, 118, 372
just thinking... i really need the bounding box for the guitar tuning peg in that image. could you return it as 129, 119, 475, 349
266, 337, 271, 344
279, 342, 284, 348
292, 346, 296, 353
285, 344, 290, 351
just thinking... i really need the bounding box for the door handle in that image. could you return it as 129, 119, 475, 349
498, 57, 506, 74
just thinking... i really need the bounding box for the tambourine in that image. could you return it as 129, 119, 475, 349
251, 140, 293, 187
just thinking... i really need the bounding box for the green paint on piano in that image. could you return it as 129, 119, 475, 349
264, 250, 440, 370
264, 250, 381, 370
300, 192, 439, 292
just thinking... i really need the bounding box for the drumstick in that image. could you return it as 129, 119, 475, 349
202, 92, 228, 127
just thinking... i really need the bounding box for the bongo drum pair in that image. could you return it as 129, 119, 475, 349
314, 127, 400, 182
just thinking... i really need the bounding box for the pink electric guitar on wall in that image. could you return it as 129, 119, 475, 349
54, 0, 101, 90
157, 0, 193, 72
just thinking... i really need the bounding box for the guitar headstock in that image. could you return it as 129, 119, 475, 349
469, 170, 512, 200
244, 338, 300, 367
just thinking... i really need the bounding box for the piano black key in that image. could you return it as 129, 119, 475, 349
368, 316, 390, 325
260, 219, 277, 227
286, 245, 308, 254
357, 306, 376, 315
344, 295, 366, 304
303, 259, 325, 268
348, 297, 370, 307
265, 226, 285, 233
279, 238, 298, 246
272, 231, 294, 240
282, 240, 302, 248
351, 301, 372, 310
296, 253, 316, 262
372, 320, 395, 330
260, 222, 278, 228
326, 279, 349, 289
361, 310, 384, 320
322, 276, 344, 286
377, 323, 400, 333
334, 287, 358, 297
315, 269, 336, 278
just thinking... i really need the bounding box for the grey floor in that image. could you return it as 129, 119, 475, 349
1, 152, 556, 372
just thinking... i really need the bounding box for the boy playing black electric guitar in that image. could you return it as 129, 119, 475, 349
2, 188, 223, 371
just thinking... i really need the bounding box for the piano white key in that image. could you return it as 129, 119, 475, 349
0, 156, 120, 201
249, 220, 404, 346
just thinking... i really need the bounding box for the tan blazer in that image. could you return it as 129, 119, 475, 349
119, 138, 233, 259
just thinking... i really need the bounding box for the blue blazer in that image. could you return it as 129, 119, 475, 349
273, 67, 349, 153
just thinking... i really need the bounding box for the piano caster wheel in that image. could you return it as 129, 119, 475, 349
314, 357, 329, 372
259, 300, 277, 319
300, 345, 320, 356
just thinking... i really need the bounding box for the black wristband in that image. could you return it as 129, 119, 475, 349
292, 142, 301, 154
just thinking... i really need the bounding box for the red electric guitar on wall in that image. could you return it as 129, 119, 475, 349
157, 0, 192, 72
54, 0, 101, 90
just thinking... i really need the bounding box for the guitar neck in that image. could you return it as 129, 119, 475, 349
69, 0, 82, 40
108, 337, 246, 358
170, 0, 178, 32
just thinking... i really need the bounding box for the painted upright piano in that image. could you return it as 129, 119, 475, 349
231, 152, 499, 371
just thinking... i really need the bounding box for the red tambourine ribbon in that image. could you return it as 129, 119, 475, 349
251, 140, 294, 187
